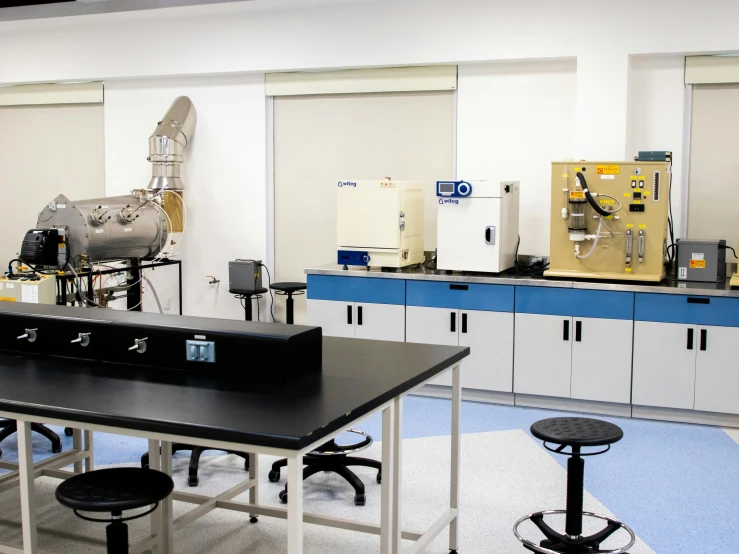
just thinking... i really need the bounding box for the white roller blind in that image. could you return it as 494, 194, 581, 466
0, 104, 106, 266
266, 66, 457, 96
687, 84, 739, 253
0, 82, 103, 106
273, 91, 454, 324
685, 56, 739, 85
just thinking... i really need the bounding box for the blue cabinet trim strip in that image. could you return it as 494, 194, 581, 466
406, 281, 514, 312
635, 293, 739, 327
515, 287, 634, 320
307, 275, 406, 305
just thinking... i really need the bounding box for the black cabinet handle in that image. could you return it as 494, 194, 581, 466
575, 321, 582, 342
687, 297, 710, 305
347, 305, 352, 325
563, 320, 570, 341
687, 328, 694, 350
700, 329, 707, 351
357, 305, 363, 326
461, 313, 467, 334
450, 284, 468, 291
451, 312, 456, 333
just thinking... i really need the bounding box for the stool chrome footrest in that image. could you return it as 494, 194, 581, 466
513, 510, 635, 554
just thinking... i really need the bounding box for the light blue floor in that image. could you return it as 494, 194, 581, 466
2, 397, 737, 553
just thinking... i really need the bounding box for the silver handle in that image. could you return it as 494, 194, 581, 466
399, 211, 406, 232
17, 328, 38, 343
71, 333, 91, 347
485, 226, 496, 245
128, 337, 148, 353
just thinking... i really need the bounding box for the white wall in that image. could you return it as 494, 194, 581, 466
457, 60, 577, 256
104, 74, 266, 320
626, 55, 688, 240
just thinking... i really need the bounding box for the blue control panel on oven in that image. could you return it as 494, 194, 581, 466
436, 180, 472, 198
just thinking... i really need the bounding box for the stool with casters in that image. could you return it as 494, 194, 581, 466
0, 419, 61, 458
269, 429, 381, 506
513, 417, 635, 554
55, 467, 174, 554
269, 282, 306, 324
141, 446, 250, 487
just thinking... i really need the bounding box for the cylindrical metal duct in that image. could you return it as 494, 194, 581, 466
36, 194, 168, 262
147, 96, 197, 193
147, 96, 196, 233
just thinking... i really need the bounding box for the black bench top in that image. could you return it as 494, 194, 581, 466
0, 337, 468, 450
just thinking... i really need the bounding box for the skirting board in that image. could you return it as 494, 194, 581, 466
414, 385, 515, 405
514, 394, 632, 418
632, 405, 739, 428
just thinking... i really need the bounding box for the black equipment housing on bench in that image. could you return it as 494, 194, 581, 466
0, 303, 322, 382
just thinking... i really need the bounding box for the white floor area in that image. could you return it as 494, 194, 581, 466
723, 427, 739, 446
0, 430, 654, 553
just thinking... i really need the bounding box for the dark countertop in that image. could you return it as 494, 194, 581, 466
0, 337, 469, 451
305, 264, 739, 298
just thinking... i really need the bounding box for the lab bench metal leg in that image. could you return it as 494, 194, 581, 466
391, 396, 404, 554
160, 441, 173, 554
380, 404, 395, 553
449, 364, 461, 553
249, 452, 259, 522
84, 430, 94, 472
287, 455, 304, 554
17, 421, 38, 553
148, 439, 162, 554
72, 429, 83, 474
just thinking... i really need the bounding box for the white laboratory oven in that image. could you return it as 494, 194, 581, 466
337, 179, 425, 269
436, 180, 520, 273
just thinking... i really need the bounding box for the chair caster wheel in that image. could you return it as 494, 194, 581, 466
244, 460, 250, 472
450, 550, 458, 554
354, 493, 366, 506
279, 490, 288, 503
250, 516, 258, 524
64, 428, 74, 437
268, 469, 281, 483
0, 449, 3, 458
52, 445, 62, 454
188, 476, 199, 487
376, 472, 381, 484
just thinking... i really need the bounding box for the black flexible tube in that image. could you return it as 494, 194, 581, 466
576, 171, 612, 217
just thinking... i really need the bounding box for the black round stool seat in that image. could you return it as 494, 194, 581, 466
531, 417, 623, 448
269, 282, 307, 294
56, 468, 174, 514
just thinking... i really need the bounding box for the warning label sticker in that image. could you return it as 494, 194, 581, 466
599, 199, 615, 204
690, 260, 706, 269
596, 165, 620, 175
569, 191, 585, 199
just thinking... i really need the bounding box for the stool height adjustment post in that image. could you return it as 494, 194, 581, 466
106, 511, 128, 554
565, 447, 584, 538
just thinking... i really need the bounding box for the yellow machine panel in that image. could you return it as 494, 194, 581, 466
0, 274, 57, 305
545, 161, 671, 282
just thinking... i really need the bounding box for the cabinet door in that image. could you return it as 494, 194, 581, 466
355, 303, 406, 342
406, 306, 458, 386
632, 321, 696, 409
459, 310, 513, 392
694, 325, 739, 414
307, 299, 355, 338
571, 317, 633, 404
514, 313, 572, 398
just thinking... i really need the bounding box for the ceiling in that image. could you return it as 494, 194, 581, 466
0, 0, 251, 21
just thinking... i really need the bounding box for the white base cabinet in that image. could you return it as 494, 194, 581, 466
406, 306, 513, 391
515, 314, 633, 403
307, 299, 405, 342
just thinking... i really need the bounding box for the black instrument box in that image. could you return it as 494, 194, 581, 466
0, 303, 322, 382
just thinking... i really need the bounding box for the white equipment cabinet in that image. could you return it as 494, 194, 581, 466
337, 179, 424, 269
514, 288, 634, 404
306, 275, 406, 342
632, 293, 739, 415
436, 180, 519, 273
405, 281, 514, 392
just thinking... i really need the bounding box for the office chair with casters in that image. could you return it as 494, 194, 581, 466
269, 429, 381, 506
141, 445, 251, 487
0, 419, 62, 457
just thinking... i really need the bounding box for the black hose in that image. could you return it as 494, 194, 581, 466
576, 171, 612, 217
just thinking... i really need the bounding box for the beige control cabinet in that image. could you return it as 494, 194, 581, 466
546, 161, 671, 282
